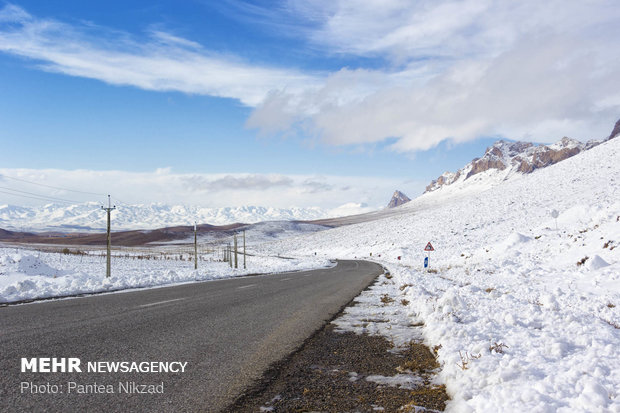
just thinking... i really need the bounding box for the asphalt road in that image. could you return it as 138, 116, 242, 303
0, 260, 382, 412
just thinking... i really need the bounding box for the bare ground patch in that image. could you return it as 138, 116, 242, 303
226, 324, 448, 412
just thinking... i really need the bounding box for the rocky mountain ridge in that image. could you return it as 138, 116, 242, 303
387, 190, 411, 208
425, 118, 619, 193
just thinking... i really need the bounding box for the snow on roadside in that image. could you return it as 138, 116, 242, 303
0, 249, 332, 303
256, 137, 620, 411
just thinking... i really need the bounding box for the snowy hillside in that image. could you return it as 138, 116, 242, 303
424, 137, 588, 195
154, 221, 330, 246
423, 117, 620, 197
254, 136, 620, 411
0, 203, 332, 232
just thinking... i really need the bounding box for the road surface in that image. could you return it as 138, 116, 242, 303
0, 260, 382, 412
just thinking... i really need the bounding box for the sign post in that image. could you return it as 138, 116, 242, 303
424, 242, 434, 270
551, 209, 559, 230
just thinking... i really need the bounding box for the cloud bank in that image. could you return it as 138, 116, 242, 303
0, 168, 408, 211
1, 1, 619, 150
247, 0, 620, 148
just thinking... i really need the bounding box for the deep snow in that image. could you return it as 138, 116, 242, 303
0, 247, 332, 303
254, 136, 620, 412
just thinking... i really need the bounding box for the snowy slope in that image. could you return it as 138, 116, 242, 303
153, 221, 331, 246
423, 133, 607, 198
0, 203, 331, 232
254, 136, 620, 412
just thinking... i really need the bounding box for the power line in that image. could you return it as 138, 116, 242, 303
0, 186, 86, 205
0, 173, 106, 196
0, 189, 78, 205
0, 191, 73, 204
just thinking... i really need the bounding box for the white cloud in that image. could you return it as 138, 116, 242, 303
1, 2, 619, 151
0, 5, 320, 106
327, 202, 374, 218
0, 168, 409, 210
247, 0, 620, 147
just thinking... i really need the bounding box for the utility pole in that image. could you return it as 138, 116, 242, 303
101, 195, 116, 278
194, 222, 198, 270
234, 234, 238, 269
243, 230, 246, 269
228, 243, 232, 268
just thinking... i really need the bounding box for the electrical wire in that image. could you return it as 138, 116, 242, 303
0, 189, 79, 205
0, 173, 107, 196
0, 186, 87, 205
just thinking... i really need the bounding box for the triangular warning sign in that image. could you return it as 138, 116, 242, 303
424, 242, 434, 251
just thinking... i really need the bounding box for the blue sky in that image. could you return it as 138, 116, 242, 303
1, 1, 619, 210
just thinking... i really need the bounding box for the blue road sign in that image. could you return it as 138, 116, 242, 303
424, 256, 429, 268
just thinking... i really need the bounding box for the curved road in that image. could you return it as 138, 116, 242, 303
0, 260, 382, 412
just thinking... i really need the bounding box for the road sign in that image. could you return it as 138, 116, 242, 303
424, 242, 434, 251
551, 209, 559, 230
424, 257, 428, 268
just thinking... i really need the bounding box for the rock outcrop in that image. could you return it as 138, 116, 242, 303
387, 190, 411, 208
609, 119, 620, 140
424, 118, 620, 193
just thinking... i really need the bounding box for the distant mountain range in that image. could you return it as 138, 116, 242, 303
0, 203, 330, 233
4, 119, 618, 233
425, 118, 620, 194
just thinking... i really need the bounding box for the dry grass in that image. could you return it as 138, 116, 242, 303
457, 350, 481, 370
398, 342, 440, 373
380, 294, 395, 305
489, 342, 509, 354
401, 385, 449, 412
576, 256, 589, 266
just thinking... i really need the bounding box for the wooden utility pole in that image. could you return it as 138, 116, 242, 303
101, 195, 116, 278
234, 234, 238, 269
194, 222, 198, 270
243, 230, 246, 269
228, 243, 232, 268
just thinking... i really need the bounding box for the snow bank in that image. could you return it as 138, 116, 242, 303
0, 249, 332, 303
256, 137, 620, 411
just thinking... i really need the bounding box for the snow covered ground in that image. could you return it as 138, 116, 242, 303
0, 246, 332, 303
254, 136, 620, 412
153, 221, 330, 246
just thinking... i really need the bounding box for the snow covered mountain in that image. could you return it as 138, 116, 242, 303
387, 190, 411, 208
0, 203, 329, 232
424, 118, 619, 194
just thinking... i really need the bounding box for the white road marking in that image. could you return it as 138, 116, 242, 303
280, 278, 293, 281
237, 284, 257, 289
138, 298, 186, 308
